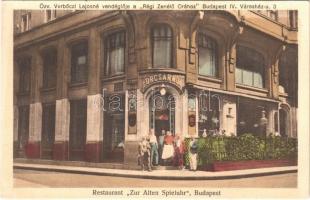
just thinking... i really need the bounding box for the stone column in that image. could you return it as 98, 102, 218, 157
13, 60, 19, 157
226, 43, 237, 91
137, 89, 146, 138
53, 99, 70, 160
124, 90, 139, 168
222, 98, 237, 136
271, 60, 279, 99
53, 38, 70, 160
85, 94, 103, 162
182, 90, 189, 138
13, 105, 19, 157
26, 102, 42, 158
267, 108, 278, 136
87, 28, 100, 95
84, 28, 103, 162
25, 50, 42, 158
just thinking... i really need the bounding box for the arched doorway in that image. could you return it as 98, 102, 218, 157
149, 90, 175, 137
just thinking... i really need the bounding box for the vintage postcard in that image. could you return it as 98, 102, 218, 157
0, 0, 309, 199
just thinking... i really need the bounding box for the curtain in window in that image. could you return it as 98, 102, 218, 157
105, 32, 125, 76
198, 34, 217, 77
43, 49, 57, 88
19, 58, 31, 93
152, 25, 172, 68
253, 72, 263, 88
71, 42, 88, 84
236, 46, 264, 88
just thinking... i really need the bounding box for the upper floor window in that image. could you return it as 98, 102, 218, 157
267, 10, 278, 21
42, 49, 57, 89
18, 57, 31, 93
104, 31, 125, 76
198, 34, 218, 77
45, 10, 56, 22
71, 41, 88, 84
21, 12, 31, 32
289, 10, 298, 29
152, 24, 173, 68
236, 46, 265, 88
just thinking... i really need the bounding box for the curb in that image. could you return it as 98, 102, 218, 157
14, 164, 298, 180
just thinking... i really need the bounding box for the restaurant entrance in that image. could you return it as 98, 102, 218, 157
149, 91, 175, 137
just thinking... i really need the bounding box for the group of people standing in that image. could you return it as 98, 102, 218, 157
138, 129, 198, 172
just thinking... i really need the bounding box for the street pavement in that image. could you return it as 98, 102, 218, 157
14, 169, 297, 188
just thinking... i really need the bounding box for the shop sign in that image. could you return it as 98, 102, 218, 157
142, 73, 184, 92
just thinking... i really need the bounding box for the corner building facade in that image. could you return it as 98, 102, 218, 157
14, 10, 298, 167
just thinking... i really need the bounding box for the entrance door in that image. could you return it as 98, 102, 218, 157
103, 93, 125, 162
149, 91, 175, 137
16, 105, 29, 158
69, 99, 87, 161
41, 103, 55, 159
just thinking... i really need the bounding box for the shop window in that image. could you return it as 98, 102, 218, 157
104, 93, 125, 161
45, 10, 56, 22
71, 41, 88, 84
21, 12, 31, 32
198, 92, 220, 136
69, 99, 87, 161
236, 45, 265, 88
237, 101, 267, 137
42, 49, 57, 89
17, 105, 29, 156
18, 57, 31, 93
41, 103, 55, 159
104, 31, 125, 76
152, 24, 173, 68
198, 34, 218, 77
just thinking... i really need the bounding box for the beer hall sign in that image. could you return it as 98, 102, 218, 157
142, 73, 185, 92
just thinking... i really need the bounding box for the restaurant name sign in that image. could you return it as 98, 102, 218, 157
142, 73, 185, 92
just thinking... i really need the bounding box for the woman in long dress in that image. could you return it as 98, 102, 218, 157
161, 131, 174, 165
173, 134, 185, 170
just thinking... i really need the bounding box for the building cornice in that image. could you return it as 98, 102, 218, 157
14, 11, 120, 50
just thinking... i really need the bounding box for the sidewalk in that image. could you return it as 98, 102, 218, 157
13, 163, 297, 180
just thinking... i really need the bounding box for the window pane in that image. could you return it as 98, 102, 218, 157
242, 69, 253, 86
105, 32, 125, 76
236, 45, 264, 87
198, 35, 217, 77
253, 72, 263, 88
71, 42, 88, 83
199, 48, 216, 76
43, 50, 57, 88
19, 58, 31, 92
77, 55, 86, 65
199, 48, 210, 76
152, 25, 172, 68
236, 68, 242, 84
